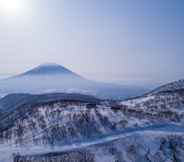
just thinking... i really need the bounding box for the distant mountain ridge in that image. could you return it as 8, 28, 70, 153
0, 63, 147, 99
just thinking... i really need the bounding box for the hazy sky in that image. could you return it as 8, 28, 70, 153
0, 0, 184, 84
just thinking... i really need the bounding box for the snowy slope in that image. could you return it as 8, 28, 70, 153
1, 79, 184, 161
0, 90, 184, 146
0, 100, 149, 145
120, 89, 184, 122
13, 129, 184, 162
148, 79, 184, 95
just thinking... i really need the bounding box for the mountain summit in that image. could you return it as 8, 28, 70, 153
20, 63, 78, 77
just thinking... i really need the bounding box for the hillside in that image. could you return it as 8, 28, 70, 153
0, 89, 184, 146
0, 79, 184, 161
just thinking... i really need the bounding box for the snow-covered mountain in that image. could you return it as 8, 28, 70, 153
1, 78, 184, 161
0, 88, 182, 162
0, 94, 147, 146
19, 63, 79, 77
148, 79, 184, 95
0, 63, 88, 96
0, 63, 147, 99
0, 88, 184, 146
118, 79, 184, 123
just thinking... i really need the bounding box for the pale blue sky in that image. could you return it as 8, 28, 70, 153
0, 0, 184, 84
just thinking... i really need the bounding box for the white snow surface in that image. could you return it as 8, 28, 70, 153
0, 124, 184, 162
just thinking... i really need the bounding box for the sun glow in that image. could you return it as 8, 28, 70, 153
0, 0, 25, 16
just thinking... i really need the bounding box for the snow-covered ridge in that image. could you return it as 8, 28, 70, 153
148, 79, 184, 95
120, 90, 184, 124
1, 89, 184, 147
0, 101, 148, 145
